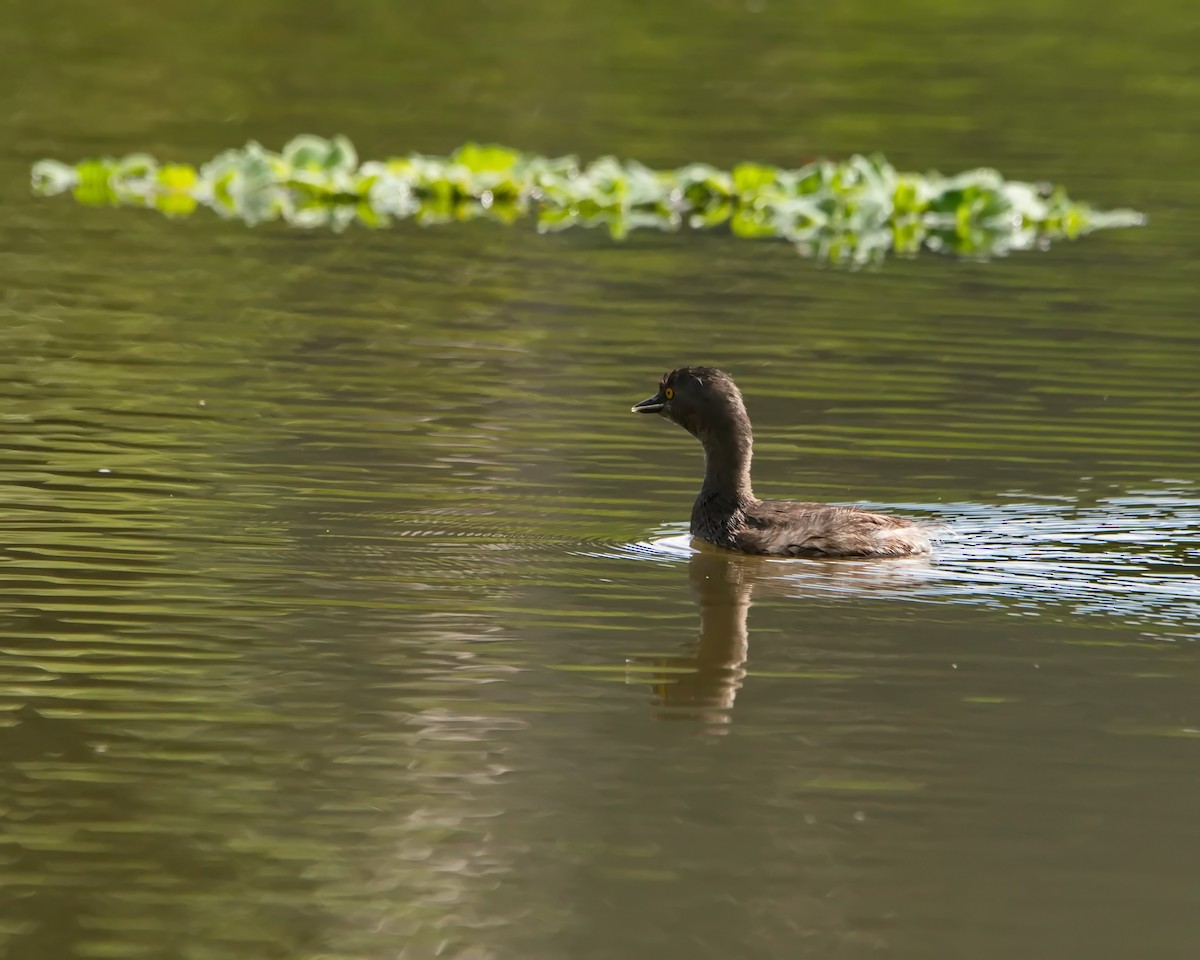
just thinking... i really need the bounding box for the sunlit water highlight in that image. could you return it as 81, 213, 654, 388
607, 483, 1200, 639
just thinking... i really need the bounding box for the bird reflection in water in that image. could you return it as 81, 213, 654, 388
630, 544, 935, 729
630, 547, 755, 729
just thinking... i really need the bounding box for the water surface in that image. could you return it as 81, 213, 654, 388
2, 1, 1199, 958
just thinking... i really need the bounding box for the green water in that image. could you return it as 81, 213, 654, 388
2, 2, 1199, 958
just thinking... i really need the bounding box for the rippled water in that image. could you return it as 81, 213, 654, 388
617, 483, 1200, 637
3, 1, 1200, 958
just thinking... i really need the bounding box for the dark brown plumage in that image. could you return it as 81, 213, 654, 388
631, 366, 932, 558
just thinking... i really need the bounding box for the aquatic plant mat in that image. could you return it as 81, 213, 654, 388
32, 135, 1145, 264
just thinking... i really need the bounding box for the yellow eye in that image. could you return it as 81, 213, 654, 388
664, 387, 674, 400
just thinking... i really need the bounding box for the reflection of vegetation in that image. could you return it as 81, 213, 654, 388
32, 135, 1145, 264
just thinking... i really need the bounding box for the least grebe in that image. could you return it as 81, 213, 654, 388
632, 366, 932, 558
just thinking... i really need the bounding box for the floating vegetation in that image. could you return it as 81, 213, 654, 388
31, 135, 1146, 264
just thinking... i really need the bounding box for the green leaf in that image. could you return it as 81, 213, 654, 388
112, 153, 158, 184
155, 191, 198, 218
31, 160, 78, 195
157, 164, 198, 192
730, 207, 777, 238
892, 177, 923, 214
732, 162, 781, 197
452, 142, 522, 175
324, 134, 358, 174
282, 134, 333, 171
